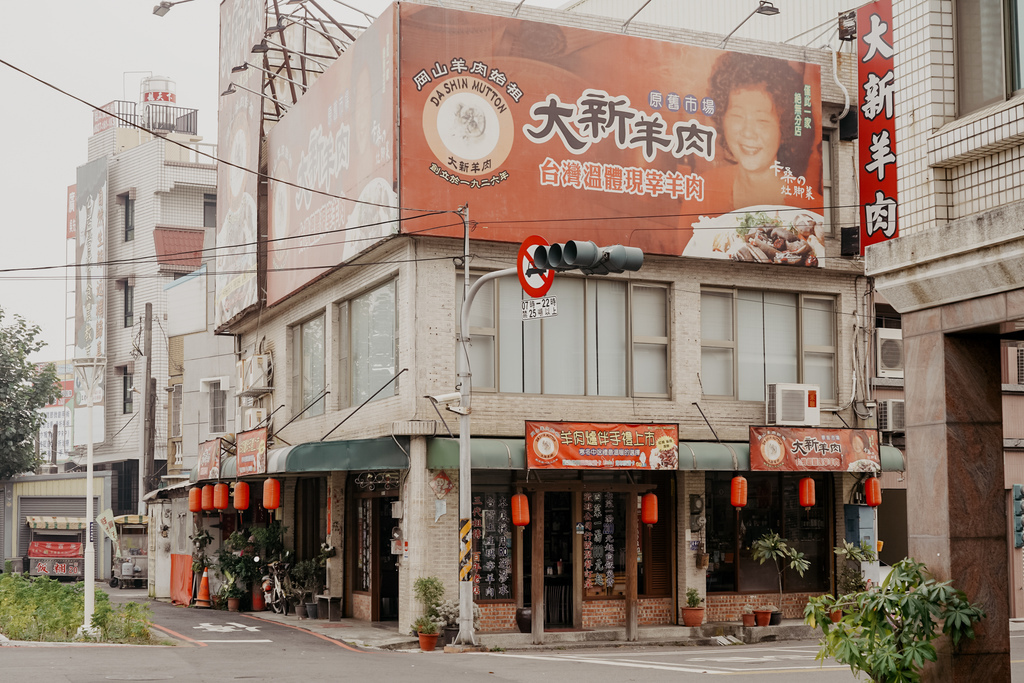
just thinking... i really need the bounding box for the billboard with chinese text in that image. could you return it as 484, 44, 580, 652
526, 421, 679, 470
858, 0, 898, 253
73, 156, 107, 447
198, 439, 222, 480
236, 427, 267, 476
265, 5, 397, 306
749, 426, 881, 472
215, 0, 263, 326
400, 5, 824, 266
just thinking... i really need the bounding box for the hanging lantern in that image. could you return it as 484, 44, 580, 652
201, 485, 214, 511
731, 476, 748, 508
865, 477, 882, 507
188, 487, 202, 513
799, 477, 816, 508
263, 478, 281, 510
641, 493, 658, 525
233, 482, 250, 511
511, 493, 529, 527
213, 483, 230, 510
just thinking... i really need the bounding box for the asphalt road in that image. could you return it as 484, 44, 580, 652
4, 589, 1024, 682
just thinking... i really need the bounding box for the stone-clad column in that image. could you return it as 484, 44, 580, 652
904, 308, 1009, 681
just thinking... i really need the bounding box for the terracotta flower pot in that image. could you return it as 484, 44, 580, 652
753, 609, 772, 626
418, 631, 439, 652
742, 612, 756, 627
227, 597, 241, 612
830, 609, 843, 623
681, 606, 705, 627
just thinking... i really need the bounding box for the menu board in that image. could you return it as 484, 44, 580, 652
471, 492, 513, 600
583, 492, 617, 594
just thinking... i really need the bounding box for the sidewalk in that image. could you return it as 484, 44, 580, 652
244, 608, 820, 652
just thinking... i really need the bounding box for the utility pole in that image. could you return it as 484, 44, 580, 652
142, 302, 155, 511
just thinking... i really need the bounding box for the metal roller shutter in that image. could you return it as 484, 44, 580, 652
18, 497, 100, 574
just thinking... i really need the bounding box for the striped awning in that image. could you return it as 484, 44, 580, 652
26, 516, 88, 530
113, 515, 149, 526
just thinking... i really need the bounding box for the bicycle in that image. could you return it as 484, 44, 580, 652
262, 560, 292, 615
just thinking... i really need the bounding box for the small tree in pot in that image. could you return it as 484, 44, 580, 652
412, 576, 445, 651
751, 531, 809, 621
681, 588, 705, 627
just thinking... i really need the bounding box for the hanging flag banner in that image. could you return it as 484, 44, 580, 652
750, 426, 881, 472
525, 421, 679, 470
198, 439, 222, 480
857, 0, 899, 253
236, 428, 268, 476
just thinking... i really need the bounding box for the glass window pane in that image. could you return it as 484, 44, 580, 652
701, 291, 733, 341
822, 185, 832, 233
763, 291, 798, 386
352, 283, 396, 403
1013, 0, 1024, 91
524, 316, 541, 394
956, 0, 1006, 113
469, 337, 495, 389
498, 281, 524, 393
301, 316, 325, 416
783, 474, 829, 593
821, 135, 831, 180
705, 473, 736, 592
701, 347, 733, 395
543, 279, 585, 394
804, 352, 835, 401
633, 344, 667, 394
632, 286, 666, 337
469, 279, 494, 329
803, 298, 835, 347
737, 291, 765, 401
738, 476, 781, 592
589, 280, 627, 396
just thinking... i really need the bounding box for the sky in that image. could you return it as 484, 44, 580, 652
0, 0, 568, 362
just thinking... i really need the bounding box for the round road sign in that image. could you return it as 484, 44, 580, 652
517, 235, 555, 298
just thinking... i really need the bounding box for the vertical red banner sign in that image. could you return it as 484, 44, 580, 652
857, 0, 898, 254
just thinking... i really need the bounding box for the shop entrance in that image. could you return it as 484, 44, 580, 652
377, 496, 399, 621
522, 491, 574, 628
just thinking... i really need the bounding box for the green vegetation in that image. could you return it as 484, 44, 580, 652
685, 587, 704, 608
751, 531, 809, 609
0, 573, 153, 643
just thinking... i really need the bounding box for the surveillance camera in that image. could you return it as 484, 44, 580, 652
426, 392, 461, 405
447, 405, 471, 416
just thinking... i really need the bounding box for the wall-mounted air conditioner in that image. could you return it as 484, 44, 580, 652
878, 399, 906, 433
244, 407, 267, 431
766, 383, 821, 426
876, 328, 904, 379
246, 354, 271, 390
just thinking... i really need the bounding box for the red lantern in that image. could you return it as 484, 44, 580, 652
731, 476, 748, 508
799, 477, 816, 508
865, 477, 882, 507
201, 485, 214, 511
641, 493, 658, 525
511, 493, 529, 527
263, 478, 281, 510
188, 487, 202, 513
233, 482, 250, 511
213, 483, 230, 510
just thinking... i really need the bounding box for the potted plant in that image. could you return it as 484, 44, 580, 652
222, 582, 245, 612
681, 587, 705, 627
291, 559, 322, 619
805, 558, 986, 682
412, 615, 440, 651
753, 604, 776, 627
751, 531, 809, 623
741, 604, 756, 627
436, 599, 461, 646
830, 540, 876, 621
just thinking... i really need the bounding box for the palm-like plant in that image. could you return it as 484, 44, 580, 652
751, 530, 810, 612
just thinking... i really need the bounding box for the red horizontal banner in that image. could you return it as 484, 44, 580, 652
525, 421, 679, 470
28, 542, 83, 558
749, 427, 881, 472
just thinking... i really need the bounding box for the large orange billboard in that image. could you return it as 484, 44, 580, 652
749, 426, 881, 472
399, 5, 823, 265
526, 421, 679, 470
265, 5, 398, 306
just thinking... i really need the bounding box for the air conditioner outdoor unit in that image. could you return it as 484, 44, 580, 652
766, 383, 821, 426
876, 328, 904, 379
236, 360, 247, 392
244, 407, 267, 431
246, 354, 271, 390
878, 399, 906, 433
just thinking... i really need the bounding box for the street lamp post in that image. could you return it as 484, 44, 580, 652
74, 357, 105, 639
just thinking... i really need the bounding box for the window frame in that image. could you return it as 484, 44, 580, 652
459, 273, 670, 398
954, 0, 1024, 115
208, 380, 226, 433
123, 282, 134, 329
124, 196, 134, 242
292, 312, 327, 419
121, 366, 133, 415
820, 132, 835, 235
699, 287, 838, 403
170, 384, 182, 438
337, 278, 398, 410
203, 193, 217, 229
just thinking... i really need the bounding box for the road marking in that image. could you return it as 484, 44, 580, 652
196, 639, 273, 643
240, 614, 365, 653
193, 622, 261, 633
481, 652, 730, 674
150, 623, 207, 647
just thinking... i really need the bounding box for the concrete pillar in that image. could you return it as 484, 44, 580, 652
904, 311, 1009, 681
325, 471, 345, 598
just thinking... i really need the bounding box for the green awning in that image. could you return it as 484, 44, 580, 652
265, 438, 410, 473
880, 445, 905, 472
427, 438, 525, 469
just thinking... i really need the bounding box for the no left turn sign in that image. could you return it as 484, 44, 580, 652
517, 235, 555, 298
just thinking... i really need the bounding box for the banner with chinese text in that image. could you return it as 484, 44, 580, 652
526, 421, 679, 469
198, 439, 222, 480
749, 426, 881, 472
858, 0, 899, 253
400, 5, 825, 268
236, 428, 268, 476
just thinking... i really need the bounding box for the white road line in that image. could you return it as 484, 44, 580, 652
196, 639, 273, 643
482, 652, 730, 674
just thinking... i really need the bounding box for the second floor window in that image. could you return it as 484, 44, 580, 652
122, 367, 133, 414
339, 280, 397, 407
124, 196, 134, 241
293, 314, 326, 417
209, 380, 226, 433
457, 275, 669, 397
700, 288, 837, 402
170, 384, 182, 438
124, 283, 134, 328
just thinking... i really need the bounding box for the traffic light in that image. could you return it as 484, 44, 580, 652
1014, 484, 1024, 549
532, 240, 644, 275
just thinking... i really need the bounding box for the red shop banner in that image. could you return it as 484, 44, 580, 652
526, 421, 679, 470
236, 427, 268, 476
197, 438, 222, 480
858, 0, 899, 254
749, 426, 881, 472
